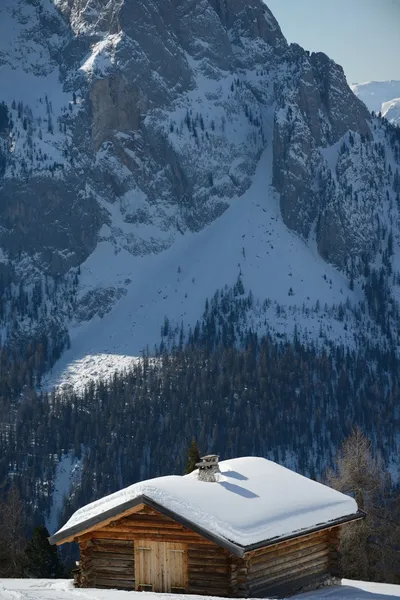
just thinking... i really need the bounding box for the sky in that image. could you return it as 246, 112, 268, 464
266, 0, 400, 85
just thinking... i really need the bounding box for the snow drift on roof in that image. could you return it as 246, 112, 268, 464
55, 457, 358, 547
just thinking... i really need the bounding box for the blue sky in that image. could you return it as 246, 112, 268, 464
266, 0, 400, 84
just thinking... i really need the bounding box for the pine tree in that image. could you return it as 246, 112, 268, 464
24, 525, 64, 578
185, 439, 201, 474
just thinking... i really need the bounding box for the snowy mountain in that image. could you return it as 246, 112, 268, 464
352, 80, 400, 125
2, 0, 400, 538
382, 98, 400, 126
0, 0, 399, 391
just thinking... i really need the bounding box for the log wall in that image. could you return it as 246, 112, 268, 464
188, 543, 231, 597
76, 505, 231, 595
240, 528, 341, 598
79, 538, 135, 589
75, 504, 342, 597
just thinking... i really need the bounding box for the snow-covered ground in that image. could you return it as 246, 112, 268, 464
0, 579, 399, 600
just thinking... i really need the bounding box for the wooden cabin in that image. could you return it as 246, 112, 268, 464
49, 456, 364, 598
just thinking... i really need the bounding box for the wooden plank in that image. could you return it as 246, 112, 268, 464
189, 565, 230, 575
90, 560, 135, 571
251, 539, 330, 565
93, 569, 136, 579
91, 538, 134, 547
89, 530, 200, 543
255, 571, 330, 598
98, 526, 191, 536
249, 550, 331, 583
187, 544, 226, 553
248, 532, 330, 561
188, 557, 231, 568
189, 571, 230, 582
249, 543, 330, 574
251, 553, 330, 587
249, 556, 330, 591
245, 527, 343, 561
247, 529, 329, 555
91, 551, 134, 560
135, 540, 153, 591
95, 579, 135, 589
183, 540, 189, 591
115, 518, 186, 529
165, 542, 186, 591
189, 582, 231, 594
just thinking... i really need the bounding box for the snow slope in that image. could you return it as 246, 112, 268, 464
44, 116, 360, 391
53, 457, 358, 548
45, 453, 83, 535
382, 98, 400, 125
0, 579, 399, 600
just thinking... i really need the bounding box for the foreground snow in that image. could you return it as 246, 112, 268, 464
0, 579, 399, 600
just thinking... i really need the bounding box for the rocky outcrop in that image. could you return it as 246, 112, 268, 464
0, 177, 102, 276
89, 74, 145, 151
272, 44, 375, 268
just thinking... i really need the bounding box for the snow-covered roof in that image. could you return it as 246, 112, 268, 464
51, 457, 360, 553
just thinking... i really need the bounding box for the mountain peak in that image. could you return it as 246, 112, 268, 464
351, 80, 400, 124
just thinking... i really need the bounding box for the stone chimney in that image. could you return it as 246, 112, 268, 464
196, 455, 220, 482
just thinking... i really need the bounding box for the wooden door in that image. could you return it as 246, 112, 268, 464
135, 540, 186, 592
165, 543, 186, 592
135, 542, 155, 591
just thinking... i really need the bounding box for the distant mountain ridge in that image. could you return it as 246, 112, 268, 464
351, 80, 400, 125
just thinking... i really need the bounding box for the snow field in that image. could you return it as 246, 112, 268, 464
0, 580, 399, 600
45, 111, 360, 390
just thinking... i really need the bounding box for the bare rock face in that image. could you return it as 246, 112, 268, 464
272, 44, 374, 268
209, 0, 284, 44
90, 75, 145, 151
309, 53, 371, 142
0, 177, 102, 276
